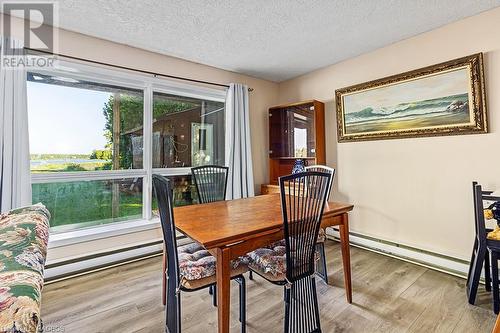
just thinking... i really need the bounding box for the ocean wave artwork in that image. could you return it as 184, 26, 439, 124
342, 67, 473, 135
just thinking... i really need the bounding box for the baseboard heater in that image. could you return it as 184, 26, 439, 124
44, 230, 472, 283
43, 240, 164, 282
325, 228, 471, 279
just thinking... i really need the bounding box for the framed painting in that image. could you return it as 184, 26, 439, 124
335, 53, 487, 142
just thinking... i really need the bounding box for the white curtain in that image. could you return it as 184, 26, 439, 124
225, 83, 254, 199
0, 36, 32, 212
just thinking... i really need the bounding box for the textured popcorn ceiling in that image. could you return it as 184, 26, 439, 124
47, 1, 500, 81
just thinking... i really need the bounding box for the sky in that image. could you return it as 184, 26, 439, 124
343, 67, 470, 113
27, 81, 110, 155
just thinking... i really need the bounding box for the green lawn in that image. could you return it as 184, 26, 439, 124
32, 180, 142, 232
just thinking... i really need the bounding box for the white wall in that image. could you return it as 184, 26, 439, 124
278, 7, 500, 260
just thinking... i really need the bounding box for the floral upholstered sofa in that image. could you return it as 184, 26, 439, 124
0, 204, 50, 333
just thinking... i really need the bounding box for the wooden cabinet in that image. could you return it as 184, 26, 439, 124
261, 184, 280, 195
265, 100, 326, 186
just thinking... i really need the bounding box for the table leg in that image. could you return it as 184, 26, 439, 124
492, 312, 500, 333
339, 213, 352, 303
216, 247, 231, 333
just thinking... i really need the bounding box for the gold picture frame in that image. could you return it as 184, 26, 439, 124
335, 53, 487, 142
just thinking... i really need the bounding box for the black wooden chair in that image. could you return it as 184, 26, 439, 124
305, 165, 335, 284
153, 174, 248, 332
467, 182, 495, 305
247, 171, 331, 333
191, 165, 237, 302
191, 165, 229, 203
469, 182, 500, 313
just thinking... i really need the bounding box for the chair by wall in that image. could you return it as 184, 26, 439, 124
467, 182, 496, 305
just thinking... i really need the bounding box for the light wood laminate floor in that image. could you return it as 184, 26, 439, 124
41, 241, 496, 332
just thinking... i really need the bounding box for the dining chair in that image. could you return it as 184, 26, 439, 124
191, 165, 237, 303
161, 165, 231, 306
153, 174, 248, 333
467, 181, 495, 305
469, 182, 500, 314
191, 165, 229, 203
305, 165, 336, 284
247, 171, 331, 333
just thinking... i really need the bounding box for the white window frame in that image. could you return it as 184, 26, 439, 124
29, 59, 227, 248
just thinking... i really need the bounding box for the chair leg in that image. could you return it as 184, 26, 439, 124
162, 251, 167, 306
212, 285, 217, 307
315, 242, 329, 284
466, 239, 478, 287
249, 271, 253, 280
165, 275, 181, 333
284, 287, 291, 333
485, 251, 492, 292
467, 246, 486, 305
491, 251, 499, 314
284, 276, 321, 333
311, 277, 322, 332
237, 276, 247, 333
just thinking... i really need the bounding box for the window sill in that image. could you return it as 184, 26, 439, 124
48, 218, 161, 249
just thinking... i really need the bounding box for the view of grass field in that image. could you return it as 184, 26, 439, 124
32, 179, 143, 231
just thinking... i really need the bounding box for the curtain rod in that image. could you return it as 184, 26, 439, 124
23, 47, 254, 92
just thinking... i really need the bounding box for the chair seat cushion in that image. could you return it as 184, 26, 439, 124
248, 242, 287, 281
177, 242, 248, 282
248, 240, 321, 282
181, 264, 248, 290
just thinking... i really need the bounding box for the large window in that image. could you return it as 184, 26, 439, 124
151, 93, 224, 210
27, 63, 226, 233
152, 92, 224, 168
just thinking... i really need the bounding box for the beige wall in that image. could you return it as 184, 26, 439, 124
8, 8, 500, 262
278, 7, 500, 260
3, 14, 279, 261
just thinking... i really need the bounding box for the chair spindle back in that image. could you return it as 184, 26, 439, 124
191, 165, 229, 203
305, 165, 335, 199
279, 171, 331, 283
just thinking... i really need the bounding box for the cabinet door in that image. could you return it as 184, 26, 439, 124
269, 109, 289, 158
269, 103, 317, 158
289, 104, 316, 158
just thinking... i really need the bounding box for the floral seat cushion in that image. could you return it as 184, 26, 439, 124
248, 242, 286, 281
0, 204, 50, 333
248, 239, 320, 282
177, 242, 248, 288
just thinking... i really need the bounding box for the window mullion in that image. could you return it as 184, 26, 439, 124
143, 85, 153, 220
31, 169, 147, 184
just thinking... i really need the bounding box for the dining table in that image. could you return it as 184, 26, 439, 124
174, 193, 354, 333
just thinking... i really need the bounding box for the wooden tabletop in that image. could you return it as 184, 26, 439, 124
174, 193, 354, 249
